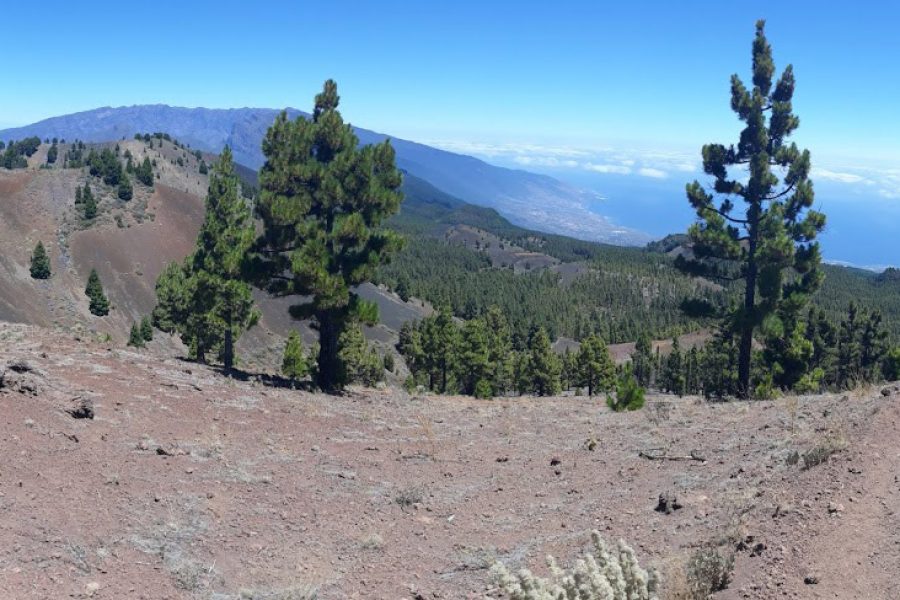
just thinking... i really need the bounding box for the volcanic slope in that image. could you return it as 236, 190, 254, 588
0, 139, 428, 368
0, 322, 898, 598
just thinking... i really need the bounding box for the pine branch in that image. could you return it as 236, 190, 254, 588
762, 182, 796, 201
700, 205, 748, 225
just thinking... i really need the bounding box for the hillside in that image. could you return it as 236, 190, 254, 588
0, 106, 649, 244
3, 137, 900, 375
0, 139, 427, 371
1, 321, 898, 598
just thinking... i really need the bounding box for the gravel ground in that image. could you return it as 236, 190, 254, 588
0, 322, 897, 599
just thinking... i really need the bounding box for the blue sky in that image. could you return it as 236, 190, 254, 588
2, 1, 900, 162
2, 1, 899, 265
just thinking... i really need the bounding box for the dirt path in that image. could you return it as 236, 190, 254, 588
723, 392, 900, 599
802, 395, 900, 597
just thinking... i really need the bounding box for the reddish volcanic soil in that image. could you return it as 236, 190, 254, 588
0, 322, 897, 599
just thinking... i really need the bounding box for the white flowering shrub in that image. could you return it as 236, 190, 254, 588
491, 531, 659, 600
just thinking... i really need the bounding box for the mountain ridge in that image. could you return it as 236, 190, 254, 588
0, 105, 650, 245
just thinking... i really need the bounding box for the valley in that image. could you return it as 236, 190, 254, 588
0, 107, 647, 246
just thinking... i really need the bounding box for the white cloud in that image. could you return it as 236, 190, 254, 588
814, 168, 867, 184
638, 167, 668, 179
513, 156, 579, 168
584, 162, 632, 175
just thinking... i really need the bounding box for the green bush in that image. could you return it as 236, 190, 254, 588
474, 379, 493, 399
127, 323, 145, 348
607, 367, 645, 412
117, 176, 133, 201
884, 347, 900, 381
140, 316, 154, 342
282, 331, 310, 381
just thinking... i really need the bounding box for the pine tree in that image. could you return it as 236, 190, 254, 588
700, 326, 739, 398
395, 275, 411, 302
128, 323, 145, 348
83, 183, 97, 219
140, 315, 153, 342
762, 306, 814, 391
632, 333, 655, 387
398, 320, 424, 384
483, 305, 513, 395
29, 241, 51, 279
282, 330, 310, 381
607, 364, 645, 412
153, 260, 213, 361
457, 317, 491, 396
561, 348, 578, 392
136, 157, 154, 186
576, 334, 615, 397
884, 347, 900, 382
662, 337, 686, 396
685, 346, 701, 394
807, 307, 838, 387
859, 310, 888, 382
338, 324, 383, 386
85, 269, 109, 316
837, 302, 862, 388
676, 21, 825, 398
253, 80, 404, 391
153, 148, 259, 369
46, 143, 58, 164
523, 326, 561, 396
192, 147, 259, 369
117, 174, 133, 201
421, 308, 460, 393
383, 351, 395, 373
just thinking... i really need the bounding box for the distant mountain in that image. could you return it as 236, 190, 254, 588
0, 105, 649, 244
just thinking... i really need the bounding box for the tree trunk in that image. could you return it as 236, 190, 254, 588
738, 238, 758, 399
316, 313, 341, 393
195, 333, 206, 364
223, 318, 234, 372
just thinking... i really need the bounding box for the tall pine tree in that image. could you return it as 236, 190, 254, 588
153, 148, 259, 368
521, 326, 561, 396
576, 334, 615, 397
677, 21, 825, 398
254, 80, 404, 391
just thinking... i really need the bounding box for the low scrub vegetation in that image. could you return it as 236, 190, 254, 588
490, 531, 658, 600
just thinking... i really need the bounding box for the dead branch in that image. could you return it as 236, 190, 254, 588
638, 448, 707, 463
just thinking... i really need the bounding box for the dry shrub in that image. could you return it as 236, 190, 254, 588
802, 429, 848, 470
663, 547, 734, 600
491, 531, 659, 599
645, 400, 673, 425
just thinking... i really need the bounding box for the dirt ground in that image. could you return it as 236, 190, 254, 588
0, 322, 897, 599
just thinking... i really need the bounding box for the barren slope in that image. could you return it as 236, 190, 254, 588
0, 323, 897, 599
0, 143, 427, 366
